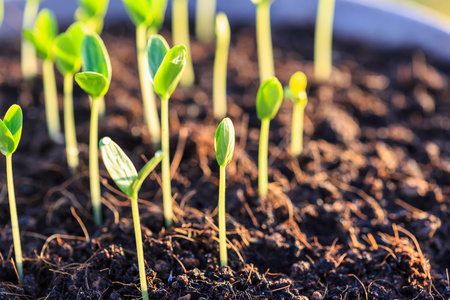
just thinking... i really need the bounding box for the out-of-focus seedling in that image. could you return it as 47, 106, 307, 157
213, 12, 230, 120
75, 33, 112, 226
195, 0, 216, 43
256, 77, 283, 197
214, 117, 235, 267
0, 105, 24, 283
100, 137, 163, 300
24, 8, 62, 143
75, 0, 109, 34
250, 0, 275, 82
314, 0, 335, 81
54, 22, 86, 173
0, 0, 4, 29
122, 0, 169, 146
21, 0, 42, 80
286, 72, 308, 157
172, 0, 195, 87
147, 35, 187, 227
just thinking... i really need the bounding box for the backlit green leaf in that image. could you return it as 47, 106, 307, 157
54, 23, 85, 75
149, 0, 168, 30
75, 72, 109, 99
154, 45, 187, 100
122, 0, 151, 26
77, 0, 109, 19
0, 120, 14, 156
3, 105, 23, 153
256, 77, 283, 120
99, 137, 138, 196
289, 71, 307, 97
80, 33, 112, 81
25, 9, 58, 59
129, 150, 164, 195
146, 34, 169, 85
215, 118, 235, 167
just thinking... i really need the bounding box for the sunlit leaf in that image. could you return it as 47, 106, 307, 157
256, 77, 283, 120
3, 105, 23, 153
154, 45, 187, 100
75, 72, 109, 98
146, 34, 169, 85
214, 118, 235, 167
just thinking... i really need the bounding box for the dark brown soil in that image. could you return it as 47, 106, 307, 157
0, 22, 449, 299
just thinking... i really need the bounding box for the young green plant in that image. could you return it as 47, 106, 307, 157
146, 35, 187, 227
100, 137, 163, 300
314, 0, 335, 81
256, 77, 283, 197
21, 0, 42, 80
75, 33, 112, 226
0, 105, 24, 283
54, 22, 86, 173
24, 9, 62, 143
172, 0, 195, 87
122, 0, 169, 146
251, 0, 275, 82
75, 0, 110, 34
195, 0, 216, 43
214, 117, 235, 267
287, 72, 308, 157
213, 12, 230, 120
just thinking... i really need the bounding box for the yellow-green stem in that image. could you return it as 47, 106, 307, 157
130, 192, 149, 300
63, 74, 79, 173
42, 58, 62, 143
137, 24, 161, 146
218, 164, 228, 266
256, 1, 275, 82
21, 0, 39, 80
97, 97, 105, 120
6, 155, 23, 283
258, 118, 270, 197
172, 0, 195, 87
90, 97, 102, 226
213, 13, 230, 120
291, 102, 306, 157
195, 0, 216, 43
161, 98, 172, 227
314, 0, 336, 82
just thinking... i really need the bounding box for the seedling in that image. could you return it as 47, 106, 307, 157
75, 33, 112, 226
100, 137, 163, 300
0, 105, 24, 283
214, 118, 235, 267
24, 8, 62, 143
195, 0, 216, 43
256, 77, 283, 197
75, 0, 110, 34
251, 0, 275, 82
213, 12, 231, 120
146, 35, 187, 227
172, 0, 195, 87
314, 0, 335, 81
21, 0, 42, 80
287, 72, 308, 156
122, 0, 169, 146
54, 22, 86, 173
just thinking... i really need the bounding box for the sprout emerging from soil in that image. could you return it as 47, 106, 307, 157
214, 117, 235, 267
75, 33, 112, 226
21, 0, 42, 80
23, 8, 62, 143
195, 0, 216, 43
0, 105, 24, 283
172, 0, 195, 87
213, 12, 231, 120
287, 71, 308, 156
100, 137, 163, 300
250, 0, 275, 82
314, 0, 335, 81
75, 0, 110, 34
54, 22, 86, 174
122, 0, 169, 146
256, 77, 283, 197
146, 35, 187, 227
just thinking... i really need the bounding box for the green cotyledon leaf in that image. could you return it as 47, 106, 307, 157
256, 77, 283, 120
122, 0, 152, 26
54, 22, 86, 75
75, 72, 109, 99
99, 137, 138, 197
80, 33, 111, 82
24, 9, 58, 60
289, 71, 307, 98
3, 105, 23, 154
154, 44, 187, 100
146, 34, 170, 85
214, 118, 235, 167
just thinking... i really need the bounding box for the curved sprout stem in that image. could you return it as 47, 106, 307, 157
218, 164, 228, 266
21, 0, 39, 80
42, 58, 62, 143
314, 0, 336, 82
213, 13, 230, 120
291, 102, 306, 157
161, 97, 172, 227
90, 97, 102, 226
258, 118, 270, 197
195, 0, 216, 43
256, 0, 274, 82
63, 74, 79, 173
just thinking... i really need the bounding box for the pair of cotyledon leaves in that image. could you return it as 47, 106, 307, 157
0, 105, 22, 157
122, 0, 167, 29
99, 137, 163, 197
75, 0, 109, 34
23, 9, 58, 60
